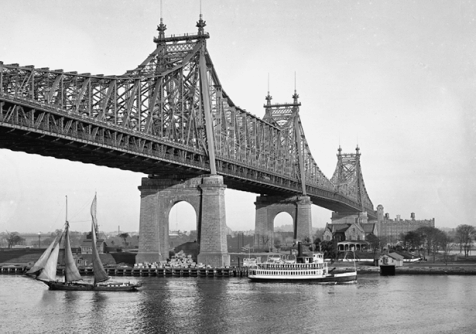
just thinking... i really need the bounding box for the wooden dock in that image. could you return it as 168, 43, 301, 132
0, 265, 251, 277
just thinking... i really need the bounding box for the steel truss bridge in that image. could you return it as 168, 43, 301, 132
0, 16, 376, 218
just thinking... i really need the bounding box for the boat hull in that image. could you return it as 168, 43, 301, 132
248, 271, 357, 283
42, 281, 141, 291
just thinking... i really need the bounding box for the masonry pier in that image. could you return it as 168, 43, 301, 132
136, 175, 230, 268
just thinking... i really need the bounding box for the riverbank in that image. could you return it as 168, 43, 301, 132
2, 248, 476, 276
3, 262, 476, 276
333, 261, 476, 275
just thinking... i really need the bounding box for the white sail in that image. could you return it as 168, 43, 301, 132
37, 241, 60, 282
90, 194, 109, 284
64, 223, 82, 282
26, 233, 60, 276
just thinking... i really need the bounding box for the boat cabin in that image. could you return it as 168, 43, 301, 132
296, 252, 324, 264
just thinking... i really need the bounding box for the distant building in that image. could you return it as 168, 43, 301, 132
379, 252, 404, 267
376, 205, 435, 244
321, 205, 435, 250
80, 232, 107, 254
80, 239, 106, 254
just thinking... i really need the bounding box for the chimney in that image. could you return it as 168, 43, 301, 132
411, 212, 415, 220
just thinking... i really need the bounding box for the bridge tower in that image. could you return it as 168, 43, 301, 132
253, 89, 312, 250
136, 14, 229, 267
329, 146, 375, 228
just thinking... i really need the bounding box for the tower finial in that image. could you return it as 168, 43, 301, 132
265, 73, 272, 106
156, 0, 167, 41
292, 72, 299, 104
197, 0, 206, 35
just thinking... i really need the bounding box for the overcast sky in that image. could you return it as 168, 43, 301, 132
1, 0, 475, 234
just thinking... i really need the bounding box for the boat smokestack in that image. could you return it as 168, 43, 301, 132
297, 242, 303, 257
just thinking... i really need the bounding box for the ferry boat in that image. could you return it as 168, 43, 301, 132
247, 244, 357, 284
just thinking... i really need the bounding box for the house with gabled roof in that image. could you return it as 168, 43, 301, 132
379, 252, 404, 267
322, 221, 371, 252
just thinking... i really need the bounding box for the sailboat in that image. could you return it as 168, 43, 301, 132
29, 195, 140, 291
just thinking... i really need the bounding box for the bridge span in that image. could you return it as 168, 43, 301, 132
0, 15, 376, 266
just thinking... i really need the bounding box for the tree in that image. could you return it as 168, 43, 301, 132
435, 230, 452, 264
366, 233, 381, 258
455, 224, 475, 257
4, 231, 24, 248
119, 232, 130, 247
415, 226, 451, 262
260, 235, 270, 251
313, 237, 322, 252
320, 240, 337, 260
415, 226, 435, 258
403, 231, 423, 251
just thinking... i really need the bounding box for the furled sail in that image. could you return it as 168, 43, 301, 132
37, 241, 61, 282
64, 222, 82, 282
26, 233, 61, 276
90, 194, 109, 284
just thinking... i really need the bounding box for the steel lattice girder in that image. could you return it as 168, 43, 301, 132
0, 30, 375, 216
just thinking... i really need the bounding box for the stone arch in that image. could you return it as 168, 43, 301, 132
168, 200, 199, 249
168, 200, 199, 232
254, 195, 312, 250
137, 175, 230, 267
273, 211, 294, 250
137, 177, 203, 263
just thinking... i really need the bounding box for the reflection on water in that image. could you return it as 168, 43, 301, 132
1, 274, 476, 333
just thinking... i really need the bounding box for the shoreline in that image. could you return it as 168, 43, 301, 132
340, 263, 476, 275
3, 262, 476, 276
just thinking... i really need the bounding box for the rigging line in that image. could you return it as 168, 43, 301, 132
68, 220, 91, 224
50, 197, 65, 226
68, 196, 92, 223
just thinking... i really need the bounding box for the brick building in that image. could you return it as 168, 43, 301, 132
376, 205, 435, 244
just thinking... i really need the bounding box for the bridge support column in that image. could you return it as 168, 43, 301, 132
254, 195, 312, 251
136, 175, 229, 268
136, 180, 164, 264
295, 196, 313, 242
197, 175, 230, 268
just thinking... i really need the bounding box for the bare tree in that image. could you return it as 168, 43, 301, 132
436, 231, 452, 264
455, 224, 475, 257
4, 231, 24, 248
260, 235, 270, 251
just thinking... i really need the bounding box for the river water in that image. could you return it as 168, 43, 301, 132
1, 274, 475, 333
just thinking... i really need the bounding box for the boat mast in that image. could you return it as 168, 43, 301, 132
64, 195, 68, 283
